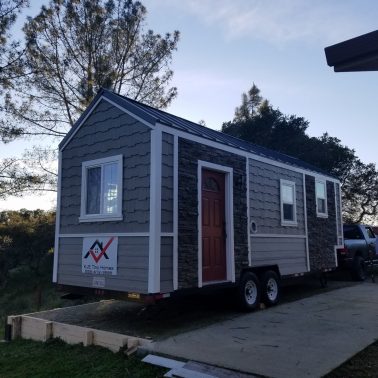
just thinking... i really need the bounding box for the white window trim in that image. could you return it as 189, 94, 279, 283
280, 179, 297, 226
315, 179, 328, 218
79, 154, 123, 222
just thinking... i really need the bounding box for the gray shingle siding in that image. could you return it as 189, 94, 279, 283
60, 99, 151, 234
160, 236, 173, 292
249, 158, 306, 235
161, 133, 174, 233
249, 158, 308, 275
57, 236, 149, 293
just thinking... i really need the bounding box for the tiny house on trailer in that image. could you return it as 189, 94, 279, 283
53, 88, 344, 310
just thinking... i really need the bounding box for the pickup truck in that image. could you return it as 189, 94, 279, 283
337, 224, 377, 280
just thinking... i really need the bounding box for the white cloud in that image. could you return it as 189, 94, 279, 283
155, 0, 375, 46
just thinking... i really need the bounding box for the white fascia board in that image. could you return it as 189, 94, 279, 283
148, 126, 162, 293
157, 123, 340, 184
60, 95, 155, 152
53, 151, 62, 282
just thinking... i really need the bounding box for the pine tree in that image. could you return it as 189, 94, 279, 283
1, 0, 180, 140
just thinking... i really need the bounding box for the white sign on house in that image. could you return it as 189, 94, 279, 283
82, 236, 118, 275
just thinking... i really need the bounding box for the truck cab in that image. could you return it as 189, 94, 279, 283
337, 224, 377, 280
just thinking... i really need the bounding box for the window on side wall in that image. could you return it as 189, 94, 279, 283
80, 155, 123, 222
280, 179, 297, 226
315, 180, 327, 217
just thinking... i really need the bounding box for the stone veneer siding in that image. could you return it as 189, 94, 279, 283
305, 175, 337, 271
178, 138, 248, 289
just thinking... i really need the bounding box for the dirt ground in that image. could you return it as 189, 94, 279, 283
31, 272, 360, 340
28, 270, 378, 377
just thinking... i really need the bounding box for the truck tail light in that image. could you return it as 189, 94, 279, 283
338, 246, 348, 255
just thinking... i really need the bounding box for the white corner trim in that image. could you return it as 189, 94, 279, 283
246, 158, 251, 266
303, 174, 310, 272
173, 134, 179, 291
148, 127, 162, 293
197, 160, 235, 288
53, 151, 62, 283
338, 183, 344, 246
334, 181, 341, 246
197, 163, 202, 288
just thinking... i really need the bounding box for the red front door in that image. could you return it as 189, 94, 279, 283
202, 169, 227, 283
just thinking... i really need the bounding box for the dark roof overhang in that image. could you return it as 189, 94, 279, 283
325, 30, 378, 72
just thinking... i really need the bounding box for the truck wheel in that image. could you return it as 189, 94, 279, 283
352, 256, 367, 281
238, 272, 260, 311
261, 270, 281, 306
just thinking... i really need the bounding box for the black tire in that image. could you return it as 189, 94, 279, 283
352, 256, 367, 281
238, 272, 261, 311
261, 270, 281, 306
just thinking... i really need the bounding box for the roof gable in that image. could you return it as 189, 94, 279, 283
59, 88, 336, 179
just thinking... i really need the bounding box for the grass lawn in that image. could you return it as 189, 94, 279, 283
0, 266, 92, 340
0, 338, 166, 378
325, 339, 378, 378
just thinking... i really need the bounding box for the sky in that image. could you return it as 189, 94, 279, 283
1, 0, 378, 210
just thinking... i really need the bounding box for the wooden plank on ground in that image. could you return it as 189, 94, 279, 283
21, 316, 53, 342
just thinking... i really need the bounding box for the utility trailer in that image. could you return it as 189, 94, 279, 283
53, 89, 343, 310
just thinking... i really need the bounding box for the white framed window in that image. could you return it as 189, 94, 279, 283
79, 155, 123, 222
280, 179, 297, 226
315, 180, 328, 217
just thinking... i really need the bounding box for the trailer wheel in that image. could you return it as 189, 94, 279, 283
238, 272, 260, 311
261, 270, 281, 306
352, 256, 366, 281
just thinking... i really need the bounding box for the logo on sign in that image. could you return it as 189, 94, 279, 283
84, 237, 114, 263
82, 236, 118, 275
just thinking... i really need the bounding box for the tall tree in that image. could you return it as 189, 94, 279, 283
0, 209, 55, 307
0, 0, 37, 198
1, 0, 179, 141
234, 83, 263, 122
0, 0, 28, 90
222, 84, 378, 224
0, 0, 179, 197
